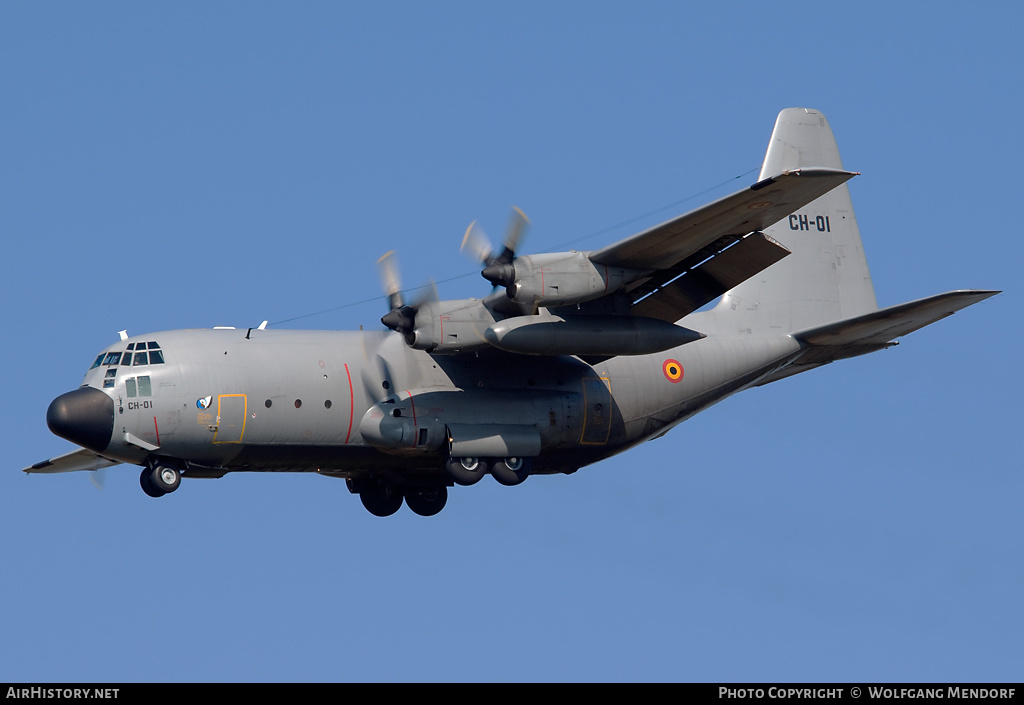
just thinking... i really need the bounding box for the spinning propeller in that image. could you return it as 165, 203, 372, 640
460, 207, 530, 290
377, 250, 437, 345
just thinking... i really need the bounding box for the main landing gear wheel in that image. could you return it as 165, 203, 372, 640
446, 456, 488, 486
491, 457, 531, 486
404, 486, 448, 517
359, 482, 404, 518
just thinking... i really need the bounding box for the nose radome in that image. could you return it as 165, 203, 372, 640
46, 387, 115, 453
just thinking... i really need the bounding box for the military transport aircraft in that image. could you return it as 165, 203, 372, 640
25, 108, 997, 517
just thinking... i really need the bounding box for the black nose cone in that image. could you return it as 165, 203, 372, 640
47, 387, 115, 453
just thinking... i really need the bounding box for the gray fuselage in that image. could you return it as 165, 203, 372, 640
70, 323, 801, 481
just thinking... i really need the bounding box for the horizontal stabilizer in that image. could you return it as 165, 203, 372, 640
756, 290, 999, 385
24, 447, 120, 474
794, 290, 999, 347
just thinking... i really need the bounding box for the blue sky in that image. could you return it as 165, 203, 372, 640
2, 2, 1020, 682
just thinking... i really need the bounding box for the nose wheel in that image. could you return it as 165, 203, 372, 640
139, 462, 181, 498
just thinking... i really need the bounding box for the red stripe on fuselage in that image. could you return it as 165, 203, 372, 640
344, 363, 354, 444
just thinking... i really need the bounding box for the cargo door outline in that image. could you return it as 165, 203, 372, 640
213, 394, 247, 444
579, 377, 611, 446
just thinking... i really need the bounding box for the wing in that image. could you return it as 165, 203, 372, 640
589, 168, 857, 322
374, 169, 857, 359
24, 447, 121, 474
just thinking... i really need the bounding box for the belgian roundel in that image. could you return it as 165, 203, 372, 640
662, 359, 683, 383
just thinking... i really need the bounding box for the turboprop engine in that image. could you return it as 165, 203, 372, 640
484, 251, 644, 308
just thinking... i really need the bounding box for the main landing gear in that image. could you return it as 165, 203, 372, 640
139, 460, 181, 498
445, 456, 531, 487
349, 478, 448, 518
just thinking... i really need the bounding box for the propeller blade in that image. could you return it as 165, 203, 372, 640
460, 220, 494, 265
376, 250, 404, 310
89, 467, 107, 490
361, 351, 396, 404
410, 279, 439, 309
500, 206, 530, 263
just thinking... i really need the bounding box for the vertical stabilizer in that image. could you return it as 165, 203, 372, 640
694, 108, 878, 336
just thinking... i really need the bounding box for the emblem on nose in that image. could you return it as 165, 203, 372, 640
46, 387, 115, 453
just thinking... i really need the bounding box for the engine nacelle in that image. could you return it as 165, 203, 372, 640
405, 298, 497, 355
505, 252, 643, 307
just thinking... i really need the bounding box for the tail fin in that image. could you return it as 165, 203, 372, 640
705, 108, 878, 335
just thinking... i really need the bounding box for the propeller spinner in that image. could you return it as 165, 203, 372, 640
460, 207, 530, 290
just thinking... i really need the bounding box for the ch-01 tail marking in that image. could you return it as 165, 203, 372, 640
788, 213, 831, 232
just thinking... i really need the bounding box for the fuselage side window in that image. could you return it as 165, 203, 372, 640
137, 376, 152, 396
126, 378, 137, 398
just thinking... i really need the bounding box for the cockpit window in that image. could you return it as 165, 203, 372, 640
92, 341, 165, 372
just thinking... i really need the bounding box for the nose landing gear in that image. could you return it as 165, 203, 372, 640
139, 461, 182, 498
